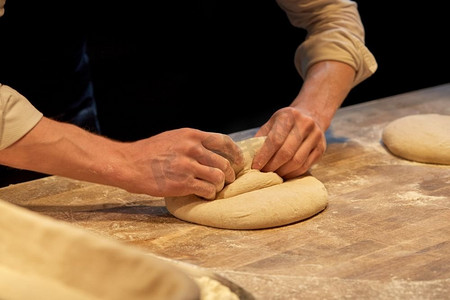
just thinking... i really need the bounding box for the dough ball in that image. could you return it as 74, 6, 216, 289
382, 114, 450, 165
165, 175, 328, 230
165, 136, 328, 230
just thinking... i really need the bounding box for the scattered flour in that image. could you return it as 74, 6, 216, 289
395, 191, 447, 206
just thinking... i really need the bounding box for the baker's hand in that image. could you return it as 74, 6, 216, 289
124, 128, 244, 199
252, 107, 326, 178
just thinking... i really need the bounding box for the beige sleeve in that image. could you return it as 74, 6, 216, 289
0, 84, 43, 150
276, 0, 377, 86
0, 0, 5, 17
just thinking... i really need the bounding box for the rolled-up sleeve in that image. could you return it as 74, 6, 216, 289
276, 0, 377, 86
0, 0, 5, 17
0, 84, 43, 150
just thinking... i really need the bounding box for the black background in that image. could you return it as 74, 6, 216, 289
1, 1, 449, 141
349, 2, 449, 109
87, 1, 449, 141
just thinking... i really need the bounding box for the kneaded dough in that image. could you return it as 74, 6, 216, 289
165, 136, 328, 230
382, 114, 450, 165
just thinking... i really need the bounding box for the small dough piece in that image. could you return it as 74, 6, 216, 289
165, 136, 328, 230
216, 170, 283, 199
217, 136, 283, 199
382, 114, 450, 165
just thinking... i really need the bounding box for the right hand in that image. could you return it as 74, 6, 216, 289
122, 128, 244, 199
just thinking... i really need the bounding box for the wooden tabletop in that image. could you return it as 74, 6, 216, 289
2, 83, 450, 299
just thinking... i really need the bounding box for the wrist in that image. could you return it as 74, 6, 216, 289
291, 61, 355, 130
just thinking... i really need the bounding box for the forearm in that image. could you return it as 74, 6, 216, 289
0, 117, 130, 187
290, 60, 355, 130
0, 117, 245, 198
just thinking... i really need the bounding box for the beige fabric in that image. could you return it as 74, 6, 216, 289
0, 0, 4, 17
277, 0, 377, 86
0, 84, 43, 150
0, 199, 200, 300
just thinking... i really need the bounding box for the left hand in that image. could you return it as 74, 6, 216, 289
251, 106, 326, 179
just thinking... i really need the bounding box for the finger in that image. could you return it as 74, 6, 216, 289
148, 154, 214, 199
196, 150, 236, 184
280, 129, 326, 178
260, 126, 304, 173
189, 178, 219, 200
193, 163, 226, 198
252, 120, 293, 171
183, 136, 236, 184
254, 121, 272, 137
283, 146, 324, 179
274, 125, 321, 176
202, 133, 245, 175
154, 151, 224, 199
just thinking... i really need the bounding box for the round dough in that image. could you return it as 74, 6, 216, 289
165, 175, 328, 230
165, 136, 328, 230
382, 114, 450, 165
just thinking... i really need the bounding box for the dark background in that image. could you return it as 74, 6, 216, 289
87, 1, 449, 141
349, 2, 449, 109
1, 1, 449, 142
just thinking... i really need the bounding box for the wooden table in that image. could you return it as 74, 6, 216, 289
2, 84, 450, 299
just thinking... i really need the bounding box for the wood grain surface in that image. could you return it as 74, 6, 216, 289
1, 84, 450, 299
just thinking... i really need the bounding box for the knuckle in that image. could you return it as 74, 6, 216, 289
202, 186, 217, 200
188, 144, 204, 157
278, 147, 296, 162
269, 133, 285, 147
303, 117, 316, 131
214, 169, 226, 184
292, 154, 306, 167
221, 158, 232, 170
